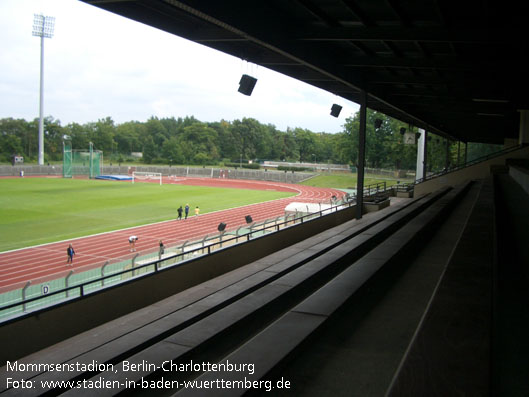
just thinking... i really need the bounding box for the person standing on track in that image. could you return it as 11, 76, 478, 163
129, 235, 138, 252
66, 244, 75, 265
195, 206, 200, 218
185, 204, 190, 220
177, 205, 183, 220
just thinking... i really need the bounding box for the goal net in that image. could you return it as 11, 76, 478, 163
132, 171, 162, 185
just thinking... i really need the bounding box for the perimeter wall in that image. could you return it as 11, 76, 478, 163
0, 165, 314, 183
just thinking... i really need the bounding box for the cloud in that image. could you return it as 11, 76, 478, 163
0, 0, 358, 132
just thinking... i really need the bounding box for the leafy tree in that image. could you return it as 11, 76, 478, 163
43, 116, 64, 161
115, 121, 143, 154
162, 137, 184, 164
160, 117, 181, 139
145, 116, 168, 148
64, 122, 89, 152
0, 134, 23, 157
210, 120, 238, 160
291, 127, 316, 162
179, 122, 219, 164
87, 117, 115, 153
193, 152, 209, 165
339, 109, 417, 170
0, 118, 36, 159
230, 118, 265, 160
142, 136, 157, 164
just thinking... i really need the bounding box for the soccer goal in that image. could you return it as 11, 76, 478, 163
132, 171, 162, 185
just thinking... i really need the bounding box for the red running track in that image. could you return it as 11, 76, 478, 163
0, 177, 345, 293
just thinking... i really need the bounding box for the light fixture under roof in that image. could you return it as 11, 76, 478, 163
472, 98, 509, 103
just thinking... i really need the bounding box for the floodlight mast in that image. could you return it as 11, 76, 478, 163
32, 14, 55, 165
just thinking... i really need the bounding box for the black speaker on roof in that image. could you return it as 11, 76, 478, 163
330, 104, 342, 117
238, 74, 257, 96
245, 215, 253, 224
218, 222, 226, 232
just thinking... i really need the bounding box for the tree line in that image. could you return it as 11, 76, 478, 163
0, 111, 501, 172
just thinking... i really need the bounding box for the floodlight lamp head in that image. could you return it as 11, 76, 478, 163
32, 14, 55, 38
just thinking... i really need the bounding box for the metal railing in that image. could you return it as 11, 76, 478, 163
0, 198, 354, 322
415, 144, 523, 184
362, 181, 387, 197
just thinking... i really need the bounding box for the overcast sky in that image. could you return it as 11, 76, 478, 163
0, 0, 359, 133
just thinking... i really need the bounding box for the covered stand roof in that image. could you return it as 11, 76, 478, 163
83, 0, 529, 144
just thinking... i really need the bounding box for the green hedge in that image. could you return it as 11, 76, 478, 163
224, 162, 260, 169
277, 165, 312, 172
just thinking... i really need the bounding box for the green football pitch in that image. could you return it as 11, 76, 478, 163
0, 178, 295, 252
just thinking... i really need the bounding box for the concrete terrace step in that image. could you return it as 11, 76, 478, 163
172, 181, 473, 396
387, 178, 494, 396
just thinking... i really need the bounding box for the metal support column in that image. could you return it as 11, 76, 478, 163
423, 131, 428, 180
356, 89, 367, 220
416, 128, 425, 182
445, 138, 450, 170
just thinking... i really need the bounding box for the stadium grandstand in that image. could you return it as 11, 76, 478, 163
1, 1, 528, 395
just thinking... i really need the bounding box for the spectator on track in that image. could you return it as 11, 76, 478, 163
195, 206, 200, 218
129, 235, 138, 252
185, 204, 190, 219
66, 244, 75, 265
177, 205, 183, 220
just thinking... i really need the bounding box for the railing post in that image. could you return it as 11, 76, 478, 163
22, 281, 31, 312
201, 234, 209, 254
132, 253, 139, 277
275, 216, 282, 230
101, 261, 109, 287
180, 240, 189, 261
65, 270, 74, 297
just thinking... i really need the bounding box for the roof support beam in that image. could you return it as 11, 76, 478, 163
356, 88, 367, 220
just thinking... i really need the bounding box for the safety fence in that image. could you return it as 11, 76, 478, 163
0, 197, 355, 322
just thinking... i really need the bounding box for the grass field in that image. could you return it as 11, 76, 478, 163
0, 178, 294, 252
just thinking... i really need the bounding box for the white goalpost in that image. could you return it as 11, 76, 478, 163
132, 171, 162, 185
